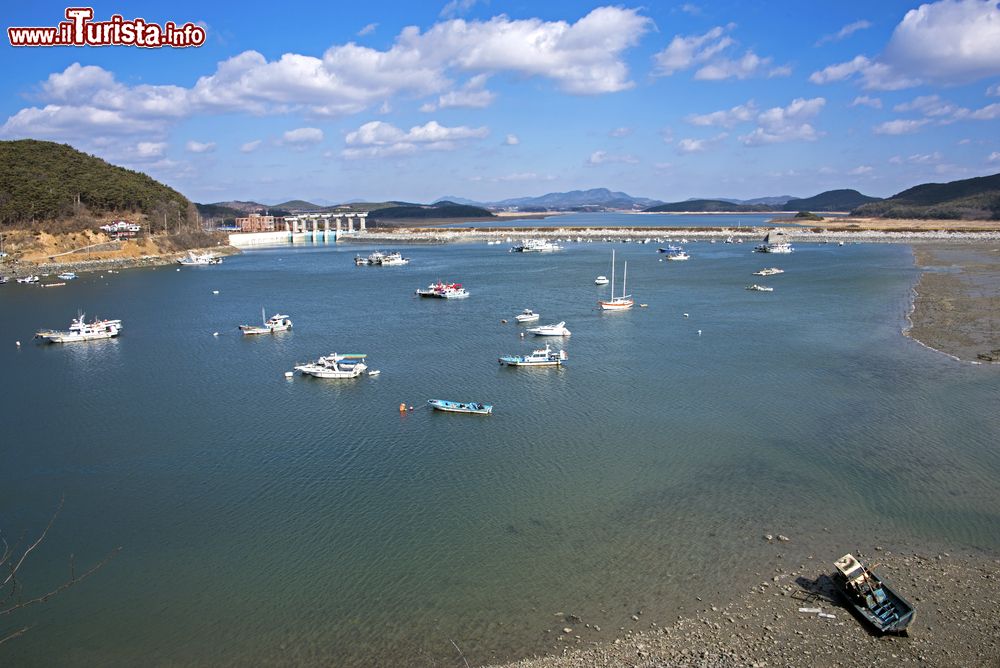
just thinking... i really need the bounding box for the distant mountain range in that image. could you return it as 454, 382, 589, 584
645, 199, 776, 213
436, 188, 663, 211
783, 189, 880, 212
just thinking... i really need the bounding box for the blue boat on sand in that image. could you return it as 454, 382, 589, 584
428, 399, 493, 415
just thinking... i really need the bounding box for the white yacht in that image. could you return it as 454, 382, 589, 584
177, 251, 222, 265
416, 281, 469, 299
598, 249, 633, 310
526, 321, 571, 336
295, 353, 368, 379
498, 344, 567, 367
510, 239, 563, 253
17, 275, 40, 284
594, 275, 609, 285
515, 309, 540, 323
379, 252, 410, 266
752, 268, 785, 276
239, 309, 293, 335
665, 251, 690, 261
57, 272, 78, 280
356, 250, 409, 266
35, 313, 123, 343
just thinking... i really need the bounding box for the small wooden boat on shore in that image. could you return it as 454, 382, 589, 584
833, 553, 915, 634
427, 399, 493, 414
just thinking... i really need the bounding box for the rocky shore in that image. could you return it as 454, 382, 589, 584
907, 243, 1000, 364
0, 244, 239, 279
488, 550, 1000, 668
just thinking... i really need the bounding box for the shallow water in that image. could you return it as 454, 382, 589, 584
2, 239, 998, 666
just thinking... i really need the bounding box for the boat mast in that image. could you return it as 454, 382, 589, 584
610, 249, 615, 299
622, 261, 628, 298
261, 306, 266, 325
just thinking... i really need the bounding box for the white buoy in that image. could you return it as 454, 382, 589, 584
15, 341, 20, 347
212, 290, 219, 294
683, 313, 689, 318
284, 371, 294, 379
520, 332, 525, 338
213, 332, 219, 337
176, 268, 180, 272
698, 329, 702, 335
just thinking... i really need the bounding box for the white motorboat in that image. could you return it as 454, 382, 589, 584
746, 284, 774, 292
526, 321, 571, 336
356, 250, 409, 266
416, 281, 469, 299
17, 275, 40, 284
177, 251, 222, 265
594, 275, 609, 285
239, 308, 293, 335
379, 252, 410, 266
753, 242, 793, 254
35, 312, 123, 343
515, 309, 540, 323
510, 239, 563, 253
752, 267, 785, 276
665, 251, 690, 261
598, 249, 633, 310
498, 343, 567, 367
57, 272, 78, 280
295, 353, 368, 378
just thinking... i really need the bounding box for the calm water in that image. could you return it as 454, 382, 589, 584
2, 237, 999, 666
438, 211, 802, 228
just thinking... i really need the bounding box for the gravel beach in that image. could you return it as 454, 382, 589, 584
486, 549, 1000, 668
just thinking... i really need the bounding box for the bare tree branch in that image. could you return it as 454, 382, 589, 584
0, 546, 120, 618
2, 496, 65, 589
0, 625, 32, 647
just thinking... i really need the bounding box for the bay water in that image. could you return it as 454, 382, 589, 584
2, 236, 998, 666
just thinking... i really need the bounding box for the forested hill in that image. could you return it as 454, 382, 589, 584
782, 189, 880, 212
0, 139, 194, 227
852, 172, 1000, 220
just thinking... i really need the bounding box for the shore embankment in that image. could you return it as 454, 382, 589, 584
488, 549, 1000, 668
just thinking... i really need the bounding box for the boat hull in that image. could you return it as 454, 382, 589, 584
38, 331, 118, 343
833, 556, 915, 634
598, 300, 633, 310
428, 399, 492, 414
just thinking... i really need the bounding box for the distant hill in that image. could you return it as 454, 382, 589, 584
272, 199, 327, 212
442, 188, 663, 211
645, 199, 775, 213
211, 200, 268, 213
783, 189, 880, 212
853, 173, 1000, 220
739, 195, 797, 206
0, 139, 194, 227
369, 200, 494, 222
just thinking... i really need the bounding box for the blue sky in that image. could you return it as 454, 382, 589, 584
2, 1, 999, 204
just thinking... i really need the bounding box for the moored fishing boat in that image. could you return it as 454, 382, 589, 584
514, 309, 540, 323
239, 309, 293, 335
526, 321, 571, 336
35, 312, 123, 343
753, 267, 785, 276
416, 281, 469, 298
746, 284, 774, 292
510, 239, 563, 253
594, 275, 609, 285
427, 399, 493, 414
665, 251, 690, 261
57, 272, 78, 280
498, 343, 567, 367
294, 353, 368, 379
833, 553, 915, 634
17, 275, 40, 284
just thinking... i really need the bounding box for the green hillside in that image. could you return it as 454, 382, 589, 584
783, 189, 880, 212
369, 201, 495, 221
853, 173, 1000, 220
0, 139, 194, 227
644, 199, 774, 213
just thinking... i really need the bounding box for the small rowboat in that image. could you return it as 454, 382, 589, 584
833, 553, 915, 634
427, 399, 493, 415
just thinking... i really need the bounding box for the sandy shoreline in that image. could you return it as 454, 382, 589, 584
906, 243, 1000, 364
486, 548, 1000, 668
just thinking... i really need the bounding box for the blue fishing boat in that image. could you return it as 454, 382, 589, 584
833, 553, 915, 634
427, 399, 493, 415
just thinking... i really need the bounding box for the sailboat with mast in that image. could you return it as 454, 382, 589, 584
597, 249, 634, 311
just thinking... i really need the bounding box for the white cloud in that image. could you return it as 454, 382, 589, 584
424, 74, 496, 111
849, 165, 873, 175
907, 151, 943, 164
241, 139, 262, 153
815, 20, 872, 46
685, 101, 756, 128
873, 119, 930, 135
185, 140, 216, 153
282, 127, 324, 147
609, 126, 633, 137
851, 95, 882, 109
894, 94, 961, 117
358, 23, 378, 36
440, 0, 480, 18
676, 133, 728, 154
653, 24, 789, 80
2, 7, 653, 148
586, 150, 638, 165
503, 134, 520, 145
811, 0, 1000, 91
969, 102, 1000, 119
989, 83, 1000, 96
988, 151, 1000, 162
680, 4, 702, 15
343, 120, 488, 158
135, 142, 168, 158
740, 97, 826, 146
